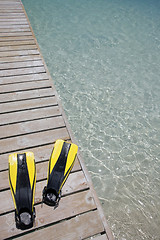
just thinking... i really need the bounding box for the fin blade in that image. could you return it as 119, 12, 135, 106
49, 139, 64, 177
26, 152, 36, 207
64, 143, 78, 176
8, 153, 18, 210
26, 153, 36, 188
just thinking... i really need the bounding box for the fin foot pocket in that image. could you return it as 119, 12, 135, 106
15, 207, 35, 230
42, 187, 61, 208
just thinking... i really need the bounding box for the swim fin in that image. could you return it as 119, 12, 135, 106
42, 139, 78, 207
8, 152, 36, 230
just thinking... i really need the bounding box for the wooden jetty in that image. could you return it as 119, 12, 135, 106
0, 0, 114, 239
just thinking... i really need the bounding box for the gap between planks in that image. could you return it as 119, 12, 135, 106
16, 210, 105, 240
0, 190, 97, 239
0, 140, 75, 172
0, 115, 66, 140
0, 105, 61, 128
0, 59, 43, 70
0, 156, 81, 190
0, 170, 86, 213
0, 72, 49, 84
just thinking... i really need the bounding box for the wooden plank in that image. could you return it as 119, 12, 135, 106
0, 158, 81, 190
0, 79, 51, 93
0, 17, 26, 21
0, 39, 34, 46
0, 12, 25, 17
0, 66, 45, 76
0, 17, 26, 20
0, 44, 37, 51
0, 5, 22, 8
0, 72, 48, 84
0, 1, 20, 2
0, 87, 54, 103
0, 54, 40, 64
0, 105, 60, 127
0, 96, 57, 114
0, 4, 21, 6
0, 190, 96, 239
17, 211, 103, 240
0, 36, 34, 42
0, 0, 20, 1
0, 127, 69, 154
0, 171, 88, 213
0, 21, 28, 25
0, 2, 21, 4
0, 14, 24, 17
0, 9, 23, 11
0, 59, 43, 69
0, 32, 32, 37
0, 3, 21, 5
0, 49, 39, 57
0, 10, 23, 13
0, 141, 80, 172
0, 5, 21, 7
0, 115, 65, 139
0, 59, 42, 70
0, 6, 22, 8
0, 1, 21, 3
0, 5, 22, 7
0, 5, 21, 6
0, 6, 21, 8
0, 27, 30, 33
0, 0, 20, 2
0, 13, 24, 16
0, 25, 29, 29
0, 8, 22, 10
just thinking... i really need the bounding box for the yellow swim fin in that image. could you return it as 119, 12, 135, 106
8, 152, 36, 230
42, 139, 78, 207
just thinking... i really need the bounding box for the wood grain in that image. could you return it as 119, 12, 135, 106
0, 190, 96, 239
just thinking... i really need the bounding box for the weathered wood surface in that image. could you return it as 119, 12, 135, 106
0, 191, 96, 239
0, 171, 88, 214
17, 211, 105, 240
0, 0, 114, 239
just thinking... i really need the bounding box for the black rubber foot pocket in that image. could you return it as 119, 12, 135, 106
15, 208, 35, 230
42, 187, 60, 208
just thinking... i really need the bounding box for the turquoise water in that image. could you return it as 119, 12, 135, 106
22, 0, 160, 239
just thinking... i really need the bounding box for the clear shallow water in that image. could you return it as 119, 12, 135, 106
22, 0, 160, 239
